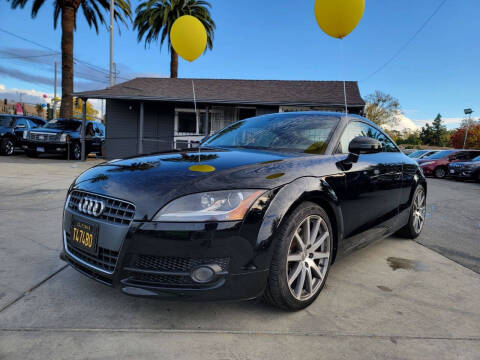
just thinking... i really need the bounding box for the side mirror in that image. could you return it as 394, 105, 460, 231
349, 136, 382, 154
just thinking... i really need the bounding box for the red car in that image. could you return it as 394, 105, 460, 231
418, 150, 480, 178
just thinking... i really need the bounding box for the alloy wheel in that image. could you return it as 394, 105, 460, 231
73, 144, 81, 160
435, 167, 446, 178
412, 188, 426, 234
5, 140, 14, 155
286, 215, 330, 301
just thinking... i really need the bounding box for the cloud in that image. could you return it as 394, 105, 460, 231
0, 83, 52, 104
0, 65, 54, 87
413, 117, 464, 129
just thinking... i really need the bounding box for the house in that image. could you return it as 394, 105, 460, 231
74, 78, 365, 159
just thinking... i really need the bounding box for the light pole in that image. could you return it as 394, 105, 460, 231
463, 108, 473, 149
109, 0, 114, 87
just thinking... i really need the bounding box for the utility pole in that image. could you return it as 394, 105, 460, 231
53, 61, 58, 120
109, 0, 114, 87
463, 108, 473, 149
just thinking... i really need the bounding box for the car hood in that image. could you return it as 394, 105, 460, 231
72, 148, 339, 220
0, 126, 12, 134
450, 161, 479, 167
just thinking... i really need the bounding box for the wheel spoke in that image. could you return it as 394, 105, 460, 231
310, 231, 329, 252
304, 218, 310, 246
288, 253, 303, 262
294, 267, 306, 297
312, 252, 329, 260
310, 219, 321, 245
310, 261, 323, 280
288, 262, 302, 285
294, 231, 305, 251
305, 267, 313, 294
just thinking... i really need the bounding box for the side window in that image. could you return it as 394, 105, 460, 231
93, 123, 105, 136
337, 121, 399, 153
15, 118, 28, 129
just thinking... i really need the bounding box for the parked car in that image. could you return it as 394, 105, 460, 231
418, 149, 480, 178
0, 114, 46, 155
60, 112, 426, 311
408, 150, 438, 159
23, 118, 105, 160
448, 155, 480, 182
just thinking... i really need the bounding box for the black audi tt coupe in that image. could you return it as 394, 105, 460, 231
60, 112, 427, 310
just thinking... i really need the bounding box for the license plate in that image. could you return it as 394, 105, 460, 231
69, 218, 99, 255
37, 147, 45, 152
450, 169, 454, 173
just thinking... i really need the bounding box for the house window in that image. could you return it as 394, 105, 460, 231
175, 108, 209, 135
238, 107, 256, 120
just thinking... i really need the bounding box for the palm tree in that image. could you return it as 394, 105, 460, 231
134, 0, 215, 78
8, 0, 132, 118
35, 103, 44, 117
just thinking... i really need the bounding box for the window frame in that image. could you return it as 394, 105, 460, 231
335, 120, 400, 154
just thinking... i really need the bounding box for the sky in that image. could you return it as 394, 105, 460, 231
0, 0, 478, 129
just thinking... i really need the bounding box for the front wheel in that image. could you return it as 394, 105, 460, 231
396, 185, 426, 239
68, 143, 81, 160
263, 202, 333, 311
434, 167, 447, 178
0, 138, 14, 156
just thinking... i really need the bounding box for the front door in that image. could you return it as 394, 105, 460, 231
335, 121, 403, 253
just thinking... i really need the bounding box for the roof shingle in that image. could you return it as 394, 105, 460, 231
74, 78, 364, 107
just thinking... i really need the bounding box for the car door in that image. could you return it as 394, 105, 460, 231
91, 123, 104, 154
334, 121, 404, 253
13, 118, 29, 145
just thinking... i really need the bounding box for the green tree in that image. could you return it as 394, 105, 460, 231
420, 114, 448, 146
134, 0, 215, 78
364, 90, 401, 127
73, 98, 99, 121
8, 0, 131, 119
35, 103, 44, 117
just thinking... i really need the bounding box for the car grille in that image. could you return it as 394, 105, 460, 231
65, 232, 119, 273
29, 132, 58, 142
124, 255, 230, 287
134, 255, 230, 272
68, 190, 135, 225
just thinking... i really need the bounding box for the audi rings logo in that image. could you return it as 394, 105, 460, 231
78, 197, 105, 217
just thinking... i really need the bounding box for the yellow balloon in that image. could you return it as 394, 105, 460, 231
314, 0, 365, 39
170, 15, 207, 62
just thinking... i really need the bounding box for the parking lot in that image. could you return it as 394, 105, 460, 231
0, 155, 479, 359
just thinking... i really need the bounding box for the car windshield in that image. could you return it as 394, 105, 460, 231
0, 116, 14, 127
202, 113, 339, 154
426, 150, 454, 159
44, 119, 81, 131
408, 150, 425, 157
472, 155, 480, 162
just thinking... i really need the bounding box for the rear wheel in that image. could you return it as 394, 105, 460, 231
396, 185, 426, 239
434, 167, 447, 178
0, 138, 14, 156
263, 202, 332, 311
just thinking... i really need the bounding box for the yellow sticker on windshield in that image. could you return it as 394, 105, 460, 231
189, 164, 216, 173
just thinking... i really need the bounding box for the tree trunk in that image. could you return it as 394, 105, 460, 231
170, 50, 178, 78
60, 5, 75, 118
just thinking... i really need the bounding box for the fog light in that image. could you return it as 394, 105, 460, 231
191, 265, 217, 283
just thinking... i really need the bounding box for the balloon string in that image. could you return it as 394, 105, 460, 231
340, 39, 348, 116
191, 79, 200, 161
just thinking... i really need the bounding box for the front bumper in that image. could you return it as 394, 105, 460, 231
61, 194, 270, 301
448, 167, 474, 179
23, 140, 68, 154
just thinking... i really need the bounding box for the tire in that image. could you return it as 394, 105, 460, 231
263, 202, 333, 311
0, 138, 14, 156
26, 150, 38, 158
396, 185, 426, 239
434, 167, 447, 179
68, 142, 81, 160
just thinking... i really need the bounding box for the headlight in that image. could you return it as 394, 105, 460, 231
23, 130, 28, 139
421, 161, 434, 166
153, 190, 265, 222
59, 133, 70, 142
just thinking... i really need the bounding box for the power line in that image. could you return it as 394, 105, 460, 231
360, 0, 449, 82
0, 27, 111, 76
0, 53, 58, 59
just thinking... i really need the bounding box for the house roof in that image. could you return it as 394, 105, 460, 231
74, 78, 365, 108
